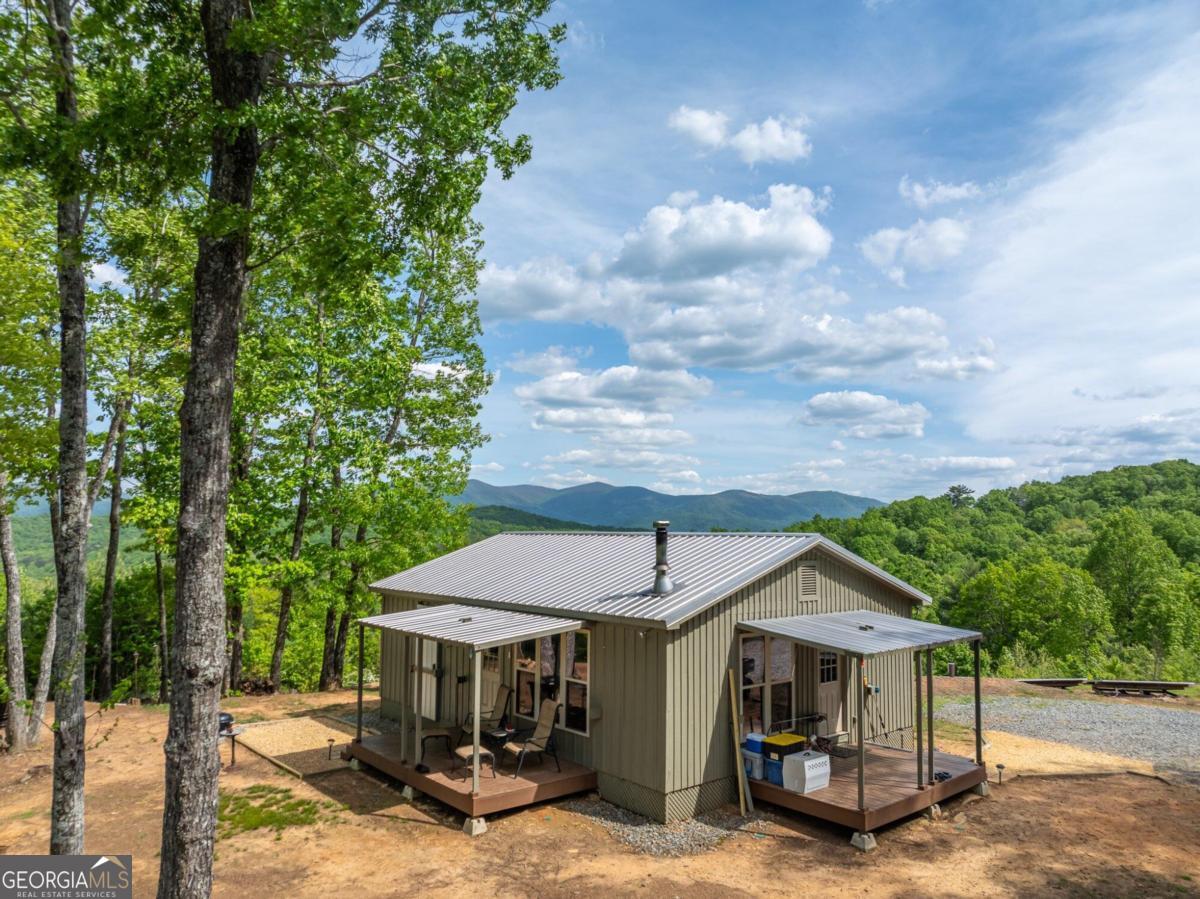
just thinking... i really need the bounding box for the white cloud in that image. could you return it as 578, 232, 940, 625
669, 107, 812, 164
535, 469, 604, 488
860, 218, 970, 286
917, 456, 1017, 474
667, 105, 729, 147
545, 447, 701, 474
470, 461, 505, 474
88, 262, 127, 289
898, 176, 983, 210
801, 390, 930, 439
612, 184, 832, 280
912, 340, 997, 380
728, 116, 813, 164
515, 365, 712, 411
507, 345, 592, 376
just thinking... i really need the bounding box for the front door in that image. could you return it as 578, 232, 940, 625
816, 650, 845, 734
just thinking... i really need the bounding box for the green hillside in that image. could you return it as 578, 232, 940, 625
786, 459, 1200, 681
467, 505, 621, 541
454, 479, 881, 530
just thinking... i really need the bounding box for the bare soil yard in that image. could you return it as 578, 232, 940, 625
1, 685, 1197, 898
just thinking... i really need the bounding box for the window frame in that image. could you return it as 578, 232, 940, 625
512, 628, 592, 738
739, 633, 796, 733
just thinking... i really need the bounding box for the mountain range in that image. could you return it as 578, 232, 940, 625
452, 479, 882, 531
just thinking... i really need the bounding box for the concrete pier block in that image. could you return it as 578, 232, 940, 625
850, 832, 877, 852
463, 816, 488, 837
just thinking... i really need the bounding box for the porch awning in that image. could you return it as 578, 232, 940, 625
738, 609, 980, 657
359, 603, 582, 651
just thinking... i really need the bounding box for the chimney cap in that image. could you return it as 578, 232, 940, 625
653, 520, 670, 529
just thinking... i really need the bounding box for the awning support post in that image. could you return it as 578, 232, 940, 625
926, 647, 934, 785
472, 648, 482, 795
857, 654, 866, 812
973, 638, 983, 766
413, 636, 423, 764
915, 650, 924, 790
399, 635, 408, 763
356, 624, 365, 743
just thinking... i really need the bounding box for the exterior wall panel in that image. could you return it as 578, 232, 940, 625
662, 548, 918, 819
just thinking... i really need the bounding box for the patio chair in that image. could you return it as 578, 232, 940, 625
502, 699, 562, 777
458, 683, 512, 746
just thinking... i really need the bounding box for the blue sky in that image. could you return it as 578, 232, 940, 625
466, 0, 1200, 500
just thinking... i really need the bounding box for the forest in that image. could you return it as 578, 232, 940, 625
786, 460, 1200, 682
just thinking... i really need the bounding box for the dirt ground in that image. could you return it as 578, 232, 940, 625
1, 686, 1198, 898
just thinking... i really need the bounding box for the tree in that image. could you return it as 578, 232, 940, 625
944, 484, 975, 508
154, 2, 563, 894
1085, 508, 1180, 640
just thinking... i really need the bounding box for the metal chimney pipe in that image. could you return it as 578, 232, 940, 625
653, 520, 674, 595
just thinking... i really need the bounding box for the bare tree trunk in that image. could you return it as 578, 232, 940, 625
1, 472, 29, 752
157, 0, 262, 890
155, 550, 169, 704
270, 407, 320, 689
318, 605, 338, 692
332, 609, 351, 688
97, 405, 128, 701
44, 0, 88, 853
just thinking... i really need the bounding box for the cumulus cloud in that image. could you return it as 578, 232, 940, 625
507, 345, 592, 376
801, 390, 930, 439
612, 184, 832, 279
545, 447, 701, 474
898, 176, 983, 210
912, 339, 997, 380
860, 218, 970, 286
916, 455, 1017, 474
470, 461, 505, 474
535, 469, 604, 488
669, 106, 812, 164
515, 365, 712, 411
667, 105, 729, 146
728, 116, 813, 164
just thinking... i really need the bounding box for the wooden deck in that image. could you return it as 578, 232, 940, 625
348, 732, 597, 818
749, 745, 986, 832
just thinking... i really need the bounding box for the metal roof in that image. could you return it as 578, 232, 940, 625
738, 609, 980, 656
358, 603, 582, 651
370, 531, 930, 630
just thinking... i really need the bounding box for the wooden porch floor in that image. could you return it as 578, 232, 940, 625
348, 732, 597, 818
749, 745, 986, 832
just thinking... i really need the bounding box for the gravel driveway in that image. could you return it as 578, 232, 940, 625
938, 696, 1200, 778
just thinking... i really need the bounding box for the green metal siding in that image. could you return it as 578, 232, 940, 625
662, 549, 918, 815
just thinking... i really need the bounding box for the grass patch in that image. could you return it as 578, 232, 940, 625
934, 720, 974, 741
217, 785, 341, 841
8, 808, 39, 821
933, 695, 972, 710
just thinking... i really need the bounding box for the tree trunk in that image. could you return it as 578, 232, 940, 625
97, 405, 128, 701
270, 408, 321, 690
318, 604, 338, 692
332, 609, 351, 688
156, 549, 169, 705
45, 0, 89, 853
157, 0, 262, 891
1, 472, 29, 753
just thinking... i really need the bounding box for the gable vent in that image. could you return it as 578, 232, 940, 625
800, 564, 818, 597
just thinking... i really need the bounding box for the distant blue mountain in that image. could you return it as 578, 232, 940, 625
452, 479, 882, 531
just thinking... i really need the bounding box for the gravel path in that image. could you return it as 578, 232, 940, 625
560, 797, 768, 856
938, 696, 1200, 776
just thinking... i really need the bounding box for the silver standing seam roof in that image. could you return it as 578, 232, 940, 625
738, 609, 980, 656
370, 531, 931, 630
358, 603, 582, 651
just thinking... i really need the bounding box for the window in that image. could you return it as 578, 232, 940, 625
562, 631, 589, 734
740, 634, 795, 733
513, 629, 591, 736
819, 651, 839, 684
515, 639, 537, 717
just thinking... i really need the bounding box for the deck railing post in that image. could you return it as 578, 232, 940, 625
915, 651, 923, 789
857, 654, 866, 812
472, 648, 482, 796
356, 624, 365, 744
926, 648, 934, 786
973, 639, 983, 766
399, 635, 408, 763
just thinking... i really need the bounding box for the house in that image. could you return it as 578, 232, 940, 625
348, 523, 986, 847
